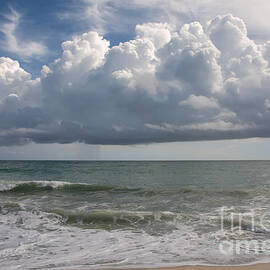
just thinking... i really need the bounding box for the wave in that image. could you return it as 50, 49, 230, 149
59, 183, 140, 193
1, 199, 269, 236
0, 180, 257, 198
7, 182, 54, 193
46, 209, 177, 229
0, 200, 178, 230
139, 187, 251, 198
0, 181, 141, 194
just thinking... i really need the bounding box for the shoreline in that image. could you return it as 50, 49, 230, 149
96, 263, 270, 270
64, 263, 270, 270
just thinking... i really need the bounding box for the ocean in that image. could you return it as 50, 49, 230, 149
1, 160, 270, 269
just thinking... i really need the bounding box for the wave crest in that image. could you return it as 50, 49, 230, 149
47, 209, 177, 229
0, 181, 140, 194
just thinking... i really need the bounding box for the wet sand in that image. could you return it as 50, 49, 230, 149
94, 264, 270, 270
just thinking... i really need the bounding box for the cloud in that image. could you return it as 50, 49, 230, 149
135, 23, 172, 50
1, 14, 270, 146
0, 8, 47, 60
71, 0, 270, 41
145, 121, 252, 133
0, 57, 31, 99
179, 95, 219, 109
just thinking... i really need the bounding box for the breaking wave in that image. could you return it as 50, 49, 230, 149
46, 209, 178, 230
0, 181, 260, 198
0, 181, 141, 194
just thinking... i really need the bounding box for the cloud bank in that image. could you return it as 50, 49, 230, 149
1, 14, 270, 146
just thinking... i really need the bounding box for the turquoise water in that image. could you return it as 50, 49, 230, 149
1, 161, 270, 269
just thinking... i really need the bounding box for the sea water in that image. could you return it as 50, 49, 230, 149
1, 161, 270, 269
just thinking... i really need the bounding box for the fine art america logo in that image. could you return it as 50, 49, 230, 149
219, 207, 270, 255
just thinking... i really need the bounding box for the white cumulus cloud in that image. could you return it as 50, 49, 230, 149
0, 14, 270, 146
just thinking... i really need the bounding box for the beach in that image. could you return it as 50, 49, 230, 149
98, 264, 270, 270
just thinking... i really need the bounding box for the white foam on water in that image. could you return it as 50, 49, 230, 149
1, 204, 270, 270
0, 180, 77, 191
2, 184, 270, 270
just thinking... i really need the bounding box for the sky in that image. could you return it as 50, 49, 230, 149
0, 0, 270, 160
